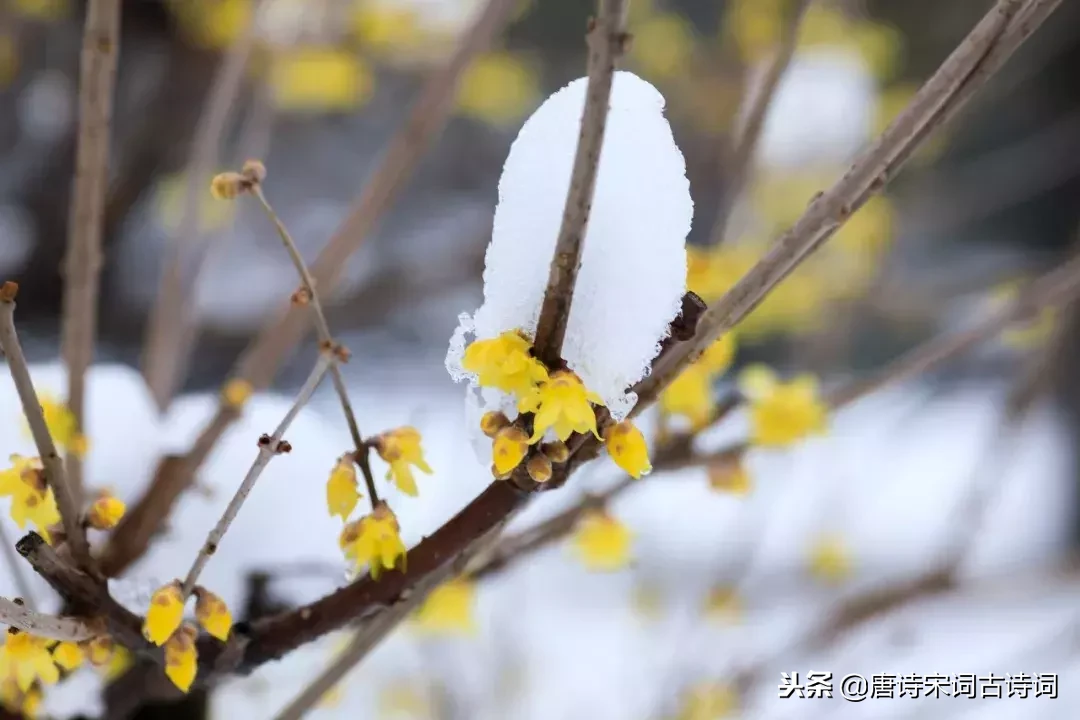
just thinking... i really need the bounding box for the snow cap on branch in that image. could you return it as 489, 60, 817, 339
447, 71, 691, 420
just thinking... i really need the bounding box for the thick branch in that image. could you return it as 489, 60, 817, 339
0, 596, 99, 642
531, 0, 631, 366
181, 353, 333, 595
60, 0, 122, 504
0, 284, 93, 571
633, 0, 1060, 413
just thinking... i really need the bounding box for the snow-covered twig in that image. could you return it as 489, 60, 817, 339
0, 595, 98, 642
0, 283, 93, 572
532, 0, 631, 367
709, 0, 812, 246
181, 352, 334, 596
59, 0, 122, 507
102, 0, 520, 580
633, 0, 1062, 414
141, 0, 264, 411
250, 184, 380, 504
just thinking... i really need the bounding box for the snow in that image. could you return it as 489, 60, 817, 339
447, 71, 690, 421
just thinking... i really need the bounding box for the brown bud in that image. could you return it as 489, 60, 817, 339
290, 287, 311, 305
332, 344, 351, 363
490, 463, 512, 481
541, 441, 569, 464
480, 411, 511, 438
210, 172, 247, 200
526, 453, 553, 483
0, 281, 18, 302
241, 159, 267, 184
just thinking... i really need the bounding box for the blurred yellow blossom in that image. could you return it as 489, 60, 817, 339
340, 502, 407, 579
699, 334, 738, 375
0, 677, 40, 718
738, 365, 828, 447
739, 265, 831, 338
631, 12, 695, 81
221, 378, 254, 409
11, 0, 70, 22
0, 630, 59, 693
463, 330, 548, 400
992, 281, 1057, 349
673, 681, 738, 720
457, 51, 539, 126
808, 533, 853, 584
853, 21, 903, 82
413, 577, 476, 635
631, 581, 664, 620
85, 636, 116, 668
23, 394, 87, 458
143, 581, 186, 646
98, 645, 132, 681
379, 680, 434, 718
375, 427, 432, 496
158, 173, 237, 233
603, 420, 652, 478
270, 48, 374, 112
519, 370, 603, 443
725, 0, 784, 64
572, 509, 632, 572
704, 586, 742, 623
163, 625, 198, 693
0, 455, 61, 538
170, 0, 251, 50
797, 4, 851, 50
661, 365, 714, 428
326, 455, 361, 520
194, 586, 233, 642
351, 3, 423, 58
492, 426, 529, 476
50, 641, 84, 672
86, 493, 126, 530
706, 456, 751, 496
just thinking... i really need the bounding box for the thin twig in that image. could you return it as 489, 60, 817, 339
0, 522, 35, 611
709, 0, 811, 246
250, 185, 379, 504
101, 0, 518, 579
531, 0, 630, 367
60, 0, 122, 506
181, 353, 333, 596
0, 595, 98, 642
141, 0, 263, 411
633, 0, 1060, 414
0, 283, 93, 571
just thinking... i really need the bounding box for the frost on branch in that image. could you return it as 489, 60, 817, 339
447, 71, 691, 422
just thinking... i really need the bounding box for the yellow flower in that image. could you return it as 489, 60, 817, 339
375, 427, 432, 496
603, 420, 651, 479
98, 644, 132, 681
698, 334, 737, 376
492, 426, 529, 476
479, 410, 510, 438
0, 630, 59, 693
163, 625, 198, 693
50, 641, 84, 671
194, 587, 233, 642
808, 533, 852, 584
143, 581, 186, 646
525, 453, 552, 483
706, 457, 751, 496
457, 51, 539, 126
660, 364, 714, 428
413, 577, 476, 635
269, 47, 374, 112
673, 681, 737, 720
85, 635, 115, 667
0, 456, 60, 537
172, 0, 250, 49
326, 455, 361, 520
852, 20, 903, 82
221, 378, 254, 409
339, 503, 407, 579
703, 586, 742, 624
519, 370, 603, 443
0, 677, 41, 719
738, 365, 828, 447
572, 509, 632, 572
351, 4, 422, 58
86, 493, 126, 530
462, 330, 549, 400
725, 0, 784, 63
24, 394, 87, 458
630, 13, 694, 80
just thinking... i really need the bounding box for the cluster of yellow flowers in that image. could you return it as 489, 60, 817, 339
463, 330, 652, 483
141, 581, 233, 693
661, 332, 737, 429
0, 628, 132, 717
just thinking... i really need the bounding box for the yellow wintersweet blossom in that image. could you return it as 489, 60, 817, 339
0, 677, 40, 719
740, 265, 831, 338
375, 427, 432, 496
171, 0, 251, 50
703, 586, 742, 624
157, 173, 236, 233
492, 426, 529, 476
50, 641, 84, 671
163, 625, 198, 693
462, 330, 549, 400
572, 509, 632, 572
630, 12, 694, 80
24, 394, 87, 458
519, 370, 603, 443
852, 20, 903, 82
725, 0, 784, 63
326, 455, 361, 520
194, 587, 233, 642
85, 636, 115, 667
660, 364, 714, 428
270, 48, 374, 112
706, 457, 751, 497
0, 630, 59, 693
86, 493, 126, 530
413, 577, 477, 635
221, 378, 254, 409
143, 581, 186, 646
339, 503, 407, 579
351, 3, 422, 58
97, 644, 132, 681
457, 51, 539, 126
699, 334, 737, 376
603, 420, 652, 479
673, 681, 738, 720
738, 365, 828, 447
0, 455, 61, 538
808, 533, 853, 584
797, 4, 851, 49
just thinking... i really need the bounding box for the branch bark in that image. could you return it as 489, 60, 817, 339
0, 284, 93, 572
531, 0, 631, 367
60, 0, 122, 505
0, 595, 99, 643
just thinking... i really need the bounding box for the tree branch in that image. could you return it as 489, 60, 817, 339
632, 0, 1061, 414
0, 283, 93, 572
531, 0, 631, 367
0, 595, 99, 643
60, 0, 122, 505
181, 353, 333, 596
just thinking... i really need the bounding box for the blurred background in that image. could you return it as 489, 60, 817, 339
2, 0, 1080, 718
